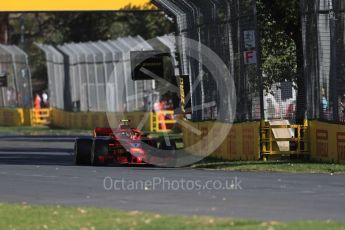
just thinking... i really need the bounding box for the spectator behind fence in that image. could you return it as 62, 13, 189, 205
34, 93, 41, 110
339, 95, 345, 122
42, 91, 49, 108
34, 93, 41, 119
153, 99, 167, 131
321, 88, 329, 111
23, 95, 30, 108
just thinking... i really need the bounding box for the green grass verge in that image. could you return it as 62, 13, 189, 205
0, 203, 344, 230
192, 160, 345, 174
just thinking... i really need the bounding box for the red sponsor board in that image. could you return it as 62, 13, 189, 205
337, 132, 345, 163
242, 128, 254, 156
316, 130, 328, 158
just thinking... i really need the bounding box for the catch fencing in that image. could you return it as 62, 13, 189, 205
153, 0, 262, 122
37, 0, 345, 125
37, 36, 158, 112
0, 45, 32, 108
302, 0, 345, 123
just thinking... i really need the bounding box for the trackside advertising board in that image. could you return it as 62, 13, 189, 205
0, 0, 152, 11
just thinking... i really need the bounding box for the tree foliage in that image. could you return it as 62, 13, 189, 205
0, 13, 9, 43
257, 0, 300, 92
257, 0, 305, 122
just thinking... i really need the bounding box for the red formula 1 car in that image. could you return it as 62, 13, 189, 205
74, 120, 176, 166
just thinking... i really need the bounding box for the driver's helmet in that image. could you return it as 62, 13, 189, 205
120, 131, 132, 138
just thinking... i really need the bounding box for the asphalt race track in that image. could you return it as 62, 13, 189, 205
0, 135, 345, 221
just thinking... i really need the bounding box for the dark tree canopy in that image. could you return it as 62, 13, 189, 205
257, 0, 301, 91
0, 13, 9, 43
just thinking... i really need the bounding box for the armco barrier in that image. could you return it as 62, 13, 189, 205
309, 120, 345, 163
182, 121, 261, 161
1, 107, 345, 164
50, 109, 108, 130
50, 109, 151, 131
22, 109, 32, 126
0, 108, 25, 126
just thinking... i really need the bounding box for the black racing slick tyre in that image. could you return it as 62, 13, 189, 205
74, 138, 93, 165
91, 138, 110, 166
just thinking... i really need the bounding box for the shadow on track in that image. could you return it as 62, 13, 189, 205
0, 153, 74, 166
0, 135, 86, 143
0, 147, 72, 153
0, 136, 182, 169
0, 135, 75, 166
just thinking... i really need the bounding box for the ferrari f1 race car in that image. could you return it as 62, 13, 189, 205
74, 120, 176, 166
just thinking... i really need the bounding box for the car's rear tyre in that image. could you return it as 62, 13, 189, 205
91, 138, 110, 166
143, 139, 157, 149
74, 138, 93, 165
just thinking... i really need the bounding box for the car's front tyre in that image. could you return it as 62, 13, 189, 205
74, 138, 93, 166
91, 138, 110, 166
